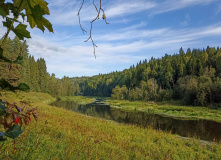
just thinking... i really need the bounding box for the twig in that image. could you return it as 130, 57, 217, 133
78, 0, 109, 58
77, 0, 87, 34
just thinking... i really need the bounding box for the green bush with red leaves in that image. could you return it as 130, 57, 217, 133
0, 100, 38, 141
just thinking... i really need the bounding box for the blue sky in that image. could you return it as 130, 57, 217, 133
1, 0, 221, 78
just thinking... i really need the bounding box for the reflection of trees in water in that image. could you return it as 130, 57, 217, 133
52, 101, 221, 142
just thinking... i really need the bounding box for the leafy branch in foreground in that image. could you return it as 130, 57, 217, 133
0, 0, 53, 64
78, 0, 109, 58
0, 0, 53, 142
0, 0, 53, 91
0, 100, 38, 141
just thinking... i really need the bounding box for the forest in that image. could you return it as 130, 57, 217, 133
1, 36, 220, 107
74, 46, 221, 107
0, 37, 80, 97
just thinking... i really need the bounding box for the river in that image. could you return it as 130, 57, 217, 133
51, 100, 221, 142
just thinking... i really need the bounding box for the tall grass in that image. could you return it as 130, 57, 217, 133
0, 91, 221, 159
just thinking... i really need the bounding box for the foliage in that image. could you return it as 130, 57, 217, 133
0, 0, 53, 143
0, 36, 78, 97
0, 78, 30, 92
0, 0, 53, 63
0, 99, 38, 141
0, 0, 54, 92
74, 46, 221, 107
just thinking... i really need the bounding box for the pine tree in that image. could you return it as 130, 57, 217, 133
37, 58, 47, 92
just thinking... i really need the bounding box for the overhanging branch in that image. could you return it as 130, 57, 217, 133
78, 0, 109, 59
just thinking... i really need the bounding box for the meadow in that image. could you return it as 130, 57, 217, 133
0, 91, 221, 159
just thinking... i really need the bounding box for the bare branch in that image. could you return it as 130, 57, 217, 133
77, 0, 87, 34
93, 0, 99, 13
78, 0, 109, 58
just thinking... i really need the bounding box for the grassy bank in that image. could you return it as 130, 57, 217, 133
106, 99, 221, 122
0, 92, 221, 159
58, 96, 95, 104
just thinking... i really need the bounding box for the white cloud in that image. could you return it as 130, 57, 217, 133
105, 0, 156, 18
94, 28, 168, 41
151, 0, 217, 15
25, 22, 221, 78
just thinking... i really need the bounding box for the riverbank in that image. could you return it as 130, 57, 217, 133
106, 99, 221, 122
56, 96, 221, 122
0, 91, 221, 159
58, 96, 95, 104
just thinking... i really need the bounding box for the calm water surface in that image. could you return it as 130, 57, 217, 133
51, 100, 221, 142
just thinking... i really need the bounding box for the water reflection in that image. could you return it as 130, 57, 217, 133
51, 100, 221, 142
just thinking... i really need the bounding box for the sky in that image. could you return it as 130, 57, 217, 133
1, 0, 221, 78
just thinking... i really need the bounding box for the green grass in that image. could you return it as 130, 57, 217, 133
106, 99, 221, 122
58, 96, 95, 104
0, 91, 221, 159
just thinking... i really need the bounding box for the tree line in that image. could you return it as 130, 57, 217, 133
74, 47, 221, 107
1, 36, 220, 107
0, 37, 80, 97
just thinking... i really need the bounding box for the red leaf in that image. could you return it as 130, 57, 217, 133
14, 117, 21, 124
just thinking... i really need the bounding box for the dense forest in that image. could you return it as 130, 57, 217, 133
1, 37, 220, 107
74, 47, 221, 107
0, 37, 80, 97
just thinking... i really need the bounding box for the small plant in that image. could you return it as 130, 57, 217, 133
0, 99, 38, 141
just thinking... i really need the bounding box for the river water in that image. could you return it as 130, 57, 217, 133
51, 100, 221, 142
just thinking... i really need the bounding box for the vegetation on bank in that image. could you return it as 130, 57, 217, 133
106, 99, 221, 122
55, 95, 221, 122
1, 91, 221, 159
58, 96, 95, 104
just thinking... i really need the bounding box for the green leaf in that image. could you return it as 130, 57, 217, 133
13, 0, 23, 8
27, 14, 36, 28
5, 124, 23, 139
26, 2, 53, 32
0, 100, 6, 116
13, 0, 28, 12
0, 7, 7, 17
42, 17, 53, 33
17, 83, 30, 92
35, 19, 45, 32
3, 18, 13, 29
13, 24, 31, 40
0, 108, 6, 116
31, 4, 44, 20
36, 0, 49, 14
0, 1, 10, 17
